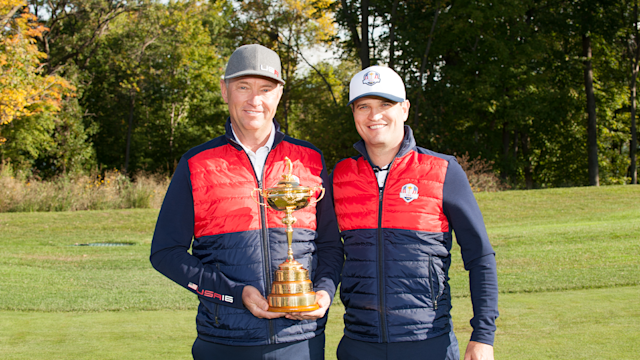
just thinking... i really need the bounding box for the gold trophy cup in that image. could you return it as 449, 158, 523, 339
251, 157, 324, 312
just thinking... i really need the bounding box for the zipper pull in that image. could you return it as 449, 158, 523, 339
379, 189, 383, 201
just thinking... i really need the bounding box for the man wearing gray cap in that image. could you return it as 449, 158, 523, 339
331, 66, 498, 360
150, 44, 343, 360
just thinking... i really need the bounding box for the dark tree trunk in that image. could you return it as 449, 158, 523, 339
413, 2, 441, 126
501, 121, 510, 180
388, 0, 399, 70
583, 34, 599, 186
124, 93, 135, 175
360, 0, 370, 68
340, 0, 369, 69
630, 57, 638, 184
513, 130, 519, 158
632, 103, 638, 184
630, 0, 639, 184
522, 132, 533, 189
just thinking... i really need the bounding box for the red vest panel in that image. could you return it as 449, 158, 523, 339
333, 151, 450, 233
189, 141, 323, 238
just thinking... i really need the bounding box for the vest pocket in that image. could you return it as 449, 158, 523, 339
429, 256, 439, 310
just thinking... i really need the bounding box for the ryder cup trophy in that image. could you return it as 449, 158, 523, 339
250, 157, 324, 312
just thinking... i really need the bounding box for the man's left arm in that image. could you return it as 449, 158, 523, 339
442, 158, 499, 358
312, 162, 343, 298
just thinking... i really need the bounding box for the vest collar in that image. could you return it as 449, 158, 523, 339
224, 118, 286, 150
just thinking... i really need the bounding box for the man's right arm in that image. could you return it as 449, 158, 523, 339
149, 157, 247, 309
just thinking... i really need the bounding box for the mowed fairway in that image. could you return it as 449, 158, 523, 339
0, 186, 639, 359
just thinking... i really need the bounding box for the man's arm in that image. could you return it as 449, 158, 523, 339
310, 160, 344, 301
442, 158, 499, 347
150, 157, 248, 310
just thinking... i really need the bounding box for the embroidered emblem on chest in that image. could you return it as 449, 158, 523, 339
399, 183, 419, 203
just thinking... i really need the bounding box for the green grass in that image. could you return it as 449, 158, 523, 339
447, 187, 640, 297
1, 185, 639, 359
0, 210, 194, 312
3, 288, 639, 359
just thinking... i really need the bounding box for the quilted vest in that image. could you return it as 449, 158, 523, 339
186, 137, 325, 345
332, 147, 455, 343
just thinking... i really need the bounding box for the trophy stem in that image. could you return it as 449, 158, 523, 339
284, 206, 296, 263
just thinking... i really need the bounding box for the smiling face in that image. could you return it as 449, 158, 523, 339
352, 96, 410, 157
220, 76, 283, 146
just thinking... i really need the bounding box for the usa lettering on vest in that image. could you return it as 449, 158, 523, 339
190, 283, 234, 303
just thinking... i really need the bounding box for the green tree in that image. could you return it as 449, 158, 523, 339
229, 0, 337, 136
0, 0, 73, 139
333, 0, 636, 188
83, 0, 230, 174
288, 60, 361, 169
1, 0, 94, 176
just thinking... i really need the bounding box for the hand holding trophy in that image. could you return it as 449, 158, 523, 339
250, 157, 325, 312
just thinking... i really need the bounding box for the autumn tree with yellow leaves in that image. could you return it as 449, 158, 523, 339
0, 0, 73, 146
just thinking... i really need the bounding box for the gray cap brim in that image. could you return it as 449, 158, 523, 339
224, 70, 285, 85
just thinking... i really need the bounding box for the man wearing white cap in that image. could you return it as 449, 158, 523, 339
331, 66, 498, 360
150, 44, 343, 360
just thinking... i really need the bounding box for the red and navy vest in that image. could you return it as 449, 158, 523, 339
186, 123, 326, 345
332, 131, 456, 343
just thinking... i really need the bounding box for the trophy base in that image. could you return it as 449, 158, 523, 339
267, 291, 319, 312
268, 304, 320, 313
267, 258, 319, 313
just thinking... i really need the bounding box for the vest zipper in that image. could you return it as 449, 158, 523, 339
377, 188, 387, 343
241, 146, 276, 345
376, 159, 394, 343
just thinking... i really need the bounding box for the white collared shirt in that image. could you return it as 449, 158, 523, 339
231, 122, 276, 182
373, 163, 390, 188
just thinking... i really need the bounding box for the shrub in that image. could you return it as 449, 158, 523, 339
0, 162, 169, 212
455, 153, 509, 192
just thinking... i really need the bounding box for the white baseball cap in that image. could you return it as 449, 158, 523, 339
348, 66, 406, 105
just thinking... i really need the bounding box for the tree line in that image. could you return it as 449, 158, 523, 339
1, 0, 638, 188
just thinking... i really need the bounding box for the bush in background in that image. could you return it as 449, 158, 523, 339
456, 153, 509, 192
0, 152, 509, 213
0, 162, 169, 212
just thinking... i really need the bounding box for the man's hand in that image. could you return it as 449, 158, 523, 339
242, 285, 286, 319
284, 290, 331, 321
464, 341, 494, 360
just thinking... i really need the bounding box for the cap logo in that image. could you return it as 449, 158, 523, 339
260, 64, 279, 77
399, 183, 419, 203
362, 71, 381, 86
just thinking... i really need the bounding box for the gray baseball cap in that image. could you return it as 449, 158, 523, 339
224, 44, 285, 84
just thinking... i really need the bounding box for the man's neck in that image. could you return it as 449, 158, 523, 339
232, 125, 271, 153
366, 143, 401, 168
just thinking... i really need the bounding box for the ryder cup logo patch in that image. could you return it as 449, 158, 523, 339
399, 183, 419, 203
362, 71, 381, 86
